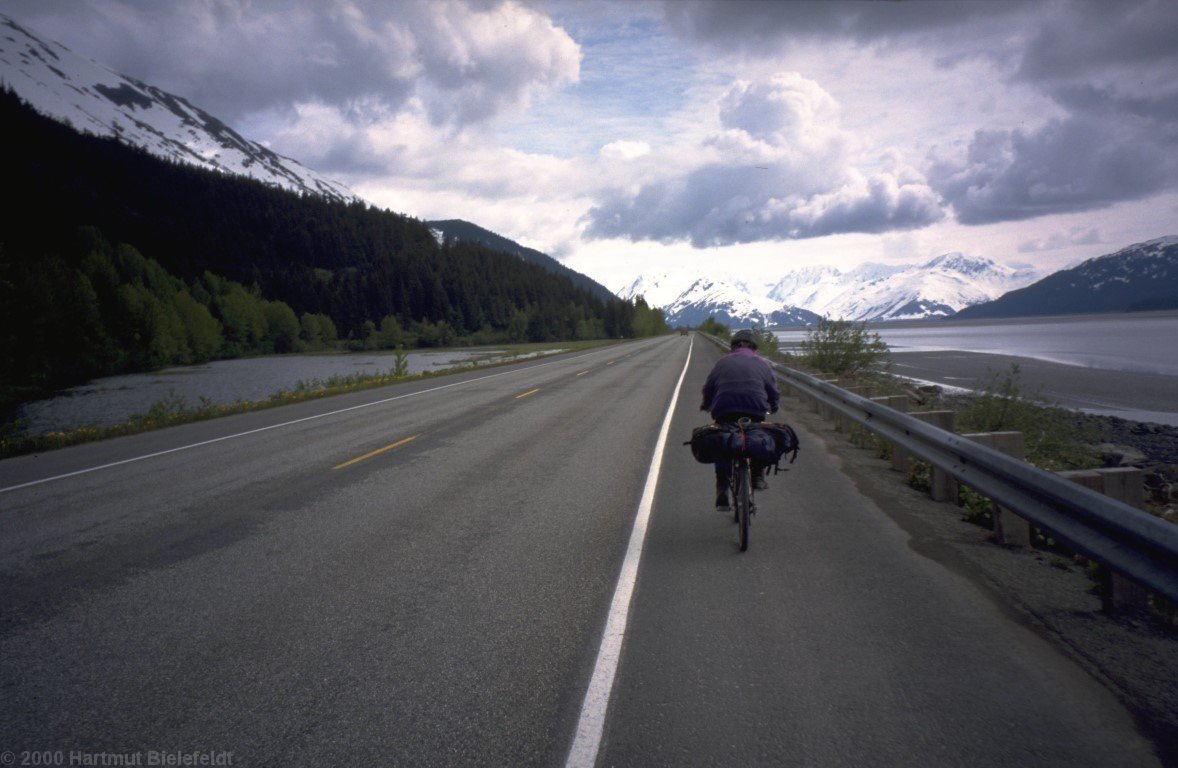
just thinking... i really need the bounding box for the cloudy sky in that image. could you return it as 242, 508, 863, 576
6, 0, 1178, 292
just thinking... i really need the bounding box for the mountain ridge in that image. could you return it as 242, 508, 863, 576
9, 12, 1169, 332
426, 219, 614, 304
619, 252, 1040, 327
955, 237, 1178, 319
0, 13, 353, 201
1, 13, 626, 315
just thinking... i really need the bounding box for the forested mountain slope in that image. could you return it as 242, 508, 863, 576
427, 219, 614, 304
0, 89, 658, 411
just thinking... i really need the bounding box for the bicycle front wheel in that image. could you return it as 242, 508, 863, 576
736, 461, 751, 551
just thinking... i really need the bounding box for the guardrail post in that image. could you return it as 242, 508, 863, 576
964, 431, 1030, 546
1099, 467, 1146, 509
748, 341, 1178, 607
1056, 470, 1102, 491
883, 396, 912, 472
1058, 468, 1151, 611
821, 380, 841, 424
844, 386, 869, 444
811, 380, 836, 415
911, 411, 957, 502
861, 395, 903, 453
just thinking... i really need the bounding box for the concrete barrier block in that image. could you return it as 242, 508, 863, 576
883, 398, 908, 471
1098, 467, 1145, 510
913, 411, 957, 502
1058, 467, 1149, 611
964, 431, 1029, 546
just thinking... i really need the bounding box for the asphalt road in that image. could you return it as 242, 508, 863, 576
0, 335, 1162, 766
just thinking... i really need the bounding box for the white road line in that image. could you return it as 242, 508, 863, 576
0, 347, 628, 495
565, 336, 693, 768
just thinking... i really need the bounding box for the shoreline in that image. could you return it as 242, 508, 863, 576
887, 349, 1178, 428
884, 349, 1178, 498
864, 308, 1178, 331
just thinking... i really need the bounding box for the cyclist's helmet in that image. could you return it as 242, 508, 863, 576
731, 329, 758, 350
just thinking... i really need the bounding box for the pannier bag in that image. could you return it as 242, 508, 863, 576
686, 421, 800, 470
686, 422, 733, 464
760, 422, 800, 465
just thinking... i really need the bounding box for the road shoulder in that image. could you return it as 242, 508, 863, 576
784, 397, 1178, 765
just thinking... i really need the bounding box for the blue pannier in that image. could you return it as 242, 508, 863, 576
687, 421, 799, 467
731, 425, 779, 462
760, 422, 800, 465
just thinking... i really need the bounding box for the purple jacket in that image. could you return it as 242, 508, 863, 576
701, 347, 780, 420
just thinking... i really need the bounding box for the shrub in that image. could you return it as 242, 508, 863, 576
753, 328, 782, 361
698, 317, 730, 339
798, 317, 890, 378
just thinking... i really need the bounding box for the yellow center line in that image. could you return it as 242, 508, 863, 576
576, 370, 590, 377
516, 388, 541, 399
332, 434, 420, 470
606, 360, 616, 366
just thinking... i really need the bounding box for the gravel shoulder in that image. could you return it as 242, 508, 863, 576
783, 397, 1178, 766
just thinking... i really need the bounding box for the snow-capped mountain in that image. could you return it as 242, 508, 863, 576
617, 269, 706, 311
621, 276, 822, 328
805, 253, 1035, 321
956, 236, 1178, 319
0, 14, 353, 201
621, 253, 1039, 327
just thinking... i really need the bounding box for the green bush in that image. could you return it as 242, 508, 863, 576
798, 318, 890, 378
752, 328, 782, 361
698, 317, 730, 339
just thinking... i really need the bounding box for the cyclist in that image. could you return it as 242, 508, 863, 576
700, 329, 781, 510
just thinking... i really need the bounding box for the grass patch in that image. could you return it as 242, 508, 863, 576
948, 363, 1102, 472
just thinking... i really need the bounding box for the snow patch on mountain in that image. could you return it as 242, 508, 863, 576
1051, 237, 1176, 296
622, 253, 1041, 326
619, 274, 821, 328
956, 236, 1178, 318
0, 14, 354, 201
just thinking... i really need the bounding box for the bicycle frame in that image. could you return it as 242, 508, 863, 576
727, 417, 758, 551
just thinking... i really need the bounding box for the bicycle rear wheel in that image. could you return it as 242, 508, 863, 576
731, 460, 740, 523
736, 461, 751, 551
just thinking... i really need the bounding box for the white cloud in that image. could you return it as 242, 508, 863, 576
4, 0, 580, 137
662, 0, 1178, 228
1018, 227, 1103, 253
584, 72, 944, 246
409, 0, 581, 125
928, 115, 1176, 224
5, 0, 1176, 292
599, 140, 651, 160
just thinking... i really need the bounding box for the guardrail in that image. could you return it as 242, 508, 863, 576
700, 333, 1178, 606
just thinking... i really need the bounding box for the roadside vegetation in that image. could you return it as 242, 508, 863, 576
795, 317, 892, 380
784, 318, 1099, 471
0, 339, 619, 459
778, 319, 1178, 627
3, 89, 671, 417
1, 225, 669, 415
